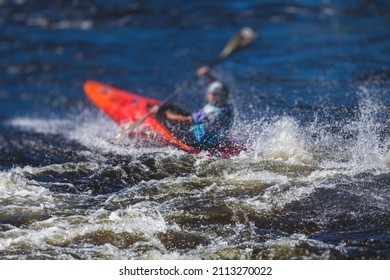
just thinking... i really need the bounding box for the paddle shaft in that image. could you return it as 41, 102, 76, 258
115, 27, 258, 141
116, 57, 225, 140
157, 57, 224, 108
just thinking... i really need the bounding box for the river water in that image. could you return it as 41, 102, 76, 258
0, 0, 389, 260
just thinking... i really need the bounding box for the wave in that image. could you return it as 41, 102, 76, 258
1, 87, 389, 259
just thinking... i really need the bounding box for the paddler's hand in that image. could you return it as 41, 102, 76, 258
150, 105, 160, 114
197, 66, 216, 81
197, 66, 210, 77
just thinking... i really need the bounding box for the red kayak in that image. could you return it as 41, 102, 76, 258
83, 80, 245, 158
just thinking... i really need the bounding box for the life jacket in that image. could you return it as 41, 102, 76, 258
192, 104, 234, 147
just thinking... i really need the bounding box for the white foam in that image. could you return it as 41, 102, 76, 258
0, 168, 52, 201
0, 199, 175, 258
6, 114, 182, 158
225, 182, 317, 213
5, 117, 72, 135
263, 234, 333, 259
54, 20, 93, 30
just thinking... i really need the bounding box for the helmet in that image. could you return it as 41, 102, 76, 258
206, 81, 229, 104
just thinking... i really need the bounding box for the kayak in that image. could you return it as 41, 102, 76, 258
83, 80, 245, 158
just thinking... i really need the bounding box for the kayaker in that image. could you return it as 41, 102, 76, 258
151, 66, 234, 150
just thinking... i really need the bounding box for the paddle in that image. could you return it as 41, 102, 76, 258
115, 27, 258, 142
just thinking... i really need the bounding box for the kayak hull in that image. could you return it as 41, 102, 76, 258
83, 80, 245, 158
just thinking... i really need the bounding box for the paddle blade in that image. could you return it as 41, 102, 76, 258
219, 27, 259, 60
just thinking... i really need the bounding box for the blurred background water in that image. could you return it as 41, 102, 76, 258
0, 0, 389, 259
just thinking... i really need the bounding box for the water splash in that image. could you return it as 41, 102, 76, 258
242, 116, 314, 165
346, 86, 390, 172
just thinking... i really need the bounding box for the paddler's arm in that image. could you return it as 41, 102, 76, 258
165, 111, 193, 123
150, 105, 193, 123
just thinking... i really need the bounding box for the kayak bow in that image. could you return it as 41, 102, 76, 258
84, 80, 198, 153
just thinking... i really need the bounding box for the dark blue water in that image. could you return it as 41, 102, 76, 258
0, 0, 389, 259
